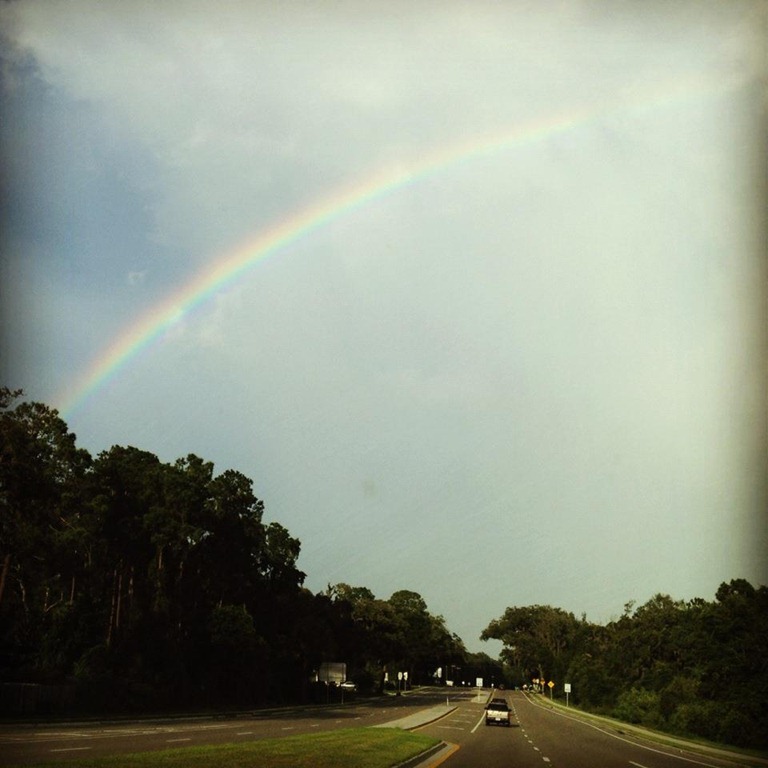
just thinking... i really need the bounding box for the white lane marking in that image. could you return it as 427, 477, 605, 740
630, 763, 651, 768
470, 712, 487, 733
523, 696, 727, 768
166, 738, 191, 743
50, 747, 92, 753
437, 726, 467, 731
236, 731, 253, 736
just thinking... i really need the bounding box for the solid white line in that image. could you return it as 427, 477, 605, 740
50, 747, 92, 753
470, 712, 486, 733
236, 731, 253, 736
522, 696, 727, 768
166, 738, 191, 742
629, 762, 651, 768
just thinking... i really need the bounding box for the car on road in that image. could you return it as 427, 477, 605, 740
339, 680, 357, 692
485, 698, 511, 726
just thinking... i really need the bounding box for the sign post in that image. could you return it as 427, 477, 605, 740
548, 680, 554, 700
564, 683, 571, 706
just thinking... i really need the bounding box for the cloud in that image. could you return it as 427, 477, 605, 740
2, 0, 765, 649
127, 271, 147, 285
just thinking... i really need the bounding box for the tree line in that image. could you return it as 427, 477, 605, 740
3, 388, 765, 751
0, 388, 489, 713
482, 582, 768, 749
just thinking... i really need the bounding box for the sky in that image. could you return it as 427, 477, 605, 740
1, 0, 766, 655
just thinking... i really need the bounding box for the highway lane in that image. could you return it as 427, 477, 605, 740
0, 687, 468, 766
418, 690, 762, 768
3, 688, 758, 768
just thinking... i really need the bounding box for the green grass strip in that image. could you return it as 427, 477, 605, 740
13, 727, 440, 768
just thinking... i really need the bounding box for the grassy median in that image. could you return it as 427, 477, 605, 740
12, 727, 440, 768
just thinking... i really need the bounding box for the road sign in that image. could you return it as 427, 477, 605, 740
548, 680, 554, 689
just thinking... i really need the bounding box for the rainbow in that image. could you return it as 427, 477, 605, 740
58, 72, 739, 418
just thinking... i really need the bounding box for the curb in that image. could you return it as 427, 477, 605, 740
393, 741, 456, 768
375, 705, 457, 731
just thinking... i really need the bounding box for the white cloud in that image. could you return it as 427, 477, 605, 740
2, 0, 765, 648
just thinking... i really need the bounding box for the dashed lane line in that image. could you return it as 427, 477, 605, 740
522, 696, 728, 768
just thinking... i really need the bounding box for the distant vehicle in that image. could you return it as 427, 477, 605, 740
485, 698, 511, 726
339, 680, 357, 692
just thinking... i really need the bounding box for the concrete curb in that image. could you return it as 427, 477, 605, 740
375, 704, 457, 731
393, 740, 456, 768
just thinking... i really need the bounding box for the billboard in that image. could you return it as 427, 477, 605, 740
316, 662, 347, 684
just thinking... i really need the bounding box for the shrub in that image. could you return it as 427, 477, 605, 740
613, 687, 661, 728
669, 700, 720, 741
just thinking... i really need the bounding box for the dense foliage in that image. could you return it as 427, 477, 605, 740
3, 389, 765, 753
482, 583, 768, 749
0, 389, 464, 712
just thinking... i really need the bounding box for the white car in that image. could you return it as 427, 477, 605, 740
339, 680, 357, 692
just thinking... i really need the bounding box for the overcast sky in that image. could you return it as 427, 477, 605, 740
1, 0, 766, 654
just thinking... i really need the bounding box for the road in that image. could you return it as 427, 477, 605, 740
1, 688, 761, 768
418, 690, 762, 768
0, 688, 453, 765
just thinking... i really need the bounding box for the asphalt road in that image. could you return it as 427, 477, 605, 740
1, 688, 762, 768
417, 690, 763, 768
0, 687, 461, 766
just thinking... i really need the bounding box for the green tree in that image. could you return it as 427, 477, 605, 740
481, 605, 584, 687
1, 390, 478, 713
0, 389, 91, 679
386, 590, 465, 684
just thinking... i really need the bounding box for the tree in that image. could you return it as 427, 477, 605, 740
387, 590, 462, 684
1, 390, 476, 713
481, 605, 584, 686
0, 389, 91, 679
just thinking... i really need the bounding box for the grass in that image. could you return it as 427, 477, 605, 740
12, 727, 440, 768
